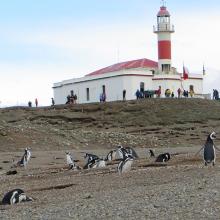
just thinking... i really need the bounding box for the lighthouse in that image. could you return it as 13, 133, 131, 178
154, 2, 174, 73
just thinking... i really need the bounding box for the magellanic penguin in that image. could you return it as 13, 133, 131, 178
16, 148, 31, 168
117, 153, 134, 174
204, 132, 219, 165
65, 152, 81, 170
105, 149, 117, 161
84, 153, 99, 163
125, 147, 139, 159
196, 132, 219, 166
2, 189, 33, 205
115, 146, 128, 160
155, 153, 171, 163
84, 158, 106, 169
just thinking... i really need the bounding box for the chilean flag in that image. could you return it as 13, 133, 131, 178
183, 66, 189, 80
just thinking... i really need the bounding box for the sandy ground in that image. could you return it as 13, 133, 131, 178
0, 147, 220, 220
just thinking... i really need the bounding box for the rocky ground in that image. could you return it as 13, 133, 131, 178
0, 98, 220, 219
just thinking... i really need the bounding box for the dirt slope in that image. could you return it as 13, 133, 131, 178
0, 98, 220, 152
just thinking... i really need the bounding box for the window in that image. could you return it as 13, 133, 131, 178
140, 82, 145, 93
70, 90, 74, 96
102, 85, 106, 94
86, 88, 90, 101
162, 64, 170, 72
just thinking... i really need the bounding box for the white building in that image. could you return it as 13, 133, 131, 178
53, 4, 203, 104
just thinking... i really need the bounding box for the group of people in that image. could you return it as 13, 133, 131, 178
135, 87, 161, 99
213, 89, 219, 100
28, 98, 55, 107
27, 87, 220, 108
165, 89, 174, 98
66, 94, 77, 104
134, 87, 195, 99
28, 98, 38, 107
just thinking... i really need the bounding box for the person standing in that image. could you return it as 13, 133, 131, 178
35, 98, 38, 107
157, 86, 161, 98
135, 89, 140, 100
51, 98, 55, 106
123, 89, 126, 101
177, 88, 181, 98
28, 101, 32, 107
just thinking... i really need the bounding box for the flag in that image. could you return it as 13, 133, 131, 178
183, 66, 189, 80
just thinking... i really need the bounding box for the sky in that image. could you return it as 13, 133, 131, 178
0, 0, 220, 106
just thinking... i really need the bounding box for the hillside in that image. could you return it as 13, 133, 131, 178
0, 98, 220, 152
1, 98, 220, 220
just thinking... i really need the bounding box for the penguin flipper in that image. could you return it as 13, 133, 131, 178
195, 146, 204, 156
214, 145, 220, 151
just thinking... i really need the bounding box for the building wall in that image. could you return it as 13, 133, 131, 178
53, 69, 203, 103
53, 69, 154, 104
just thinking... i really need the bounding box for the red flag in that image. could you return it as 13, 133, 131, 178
183, 66, 189, 80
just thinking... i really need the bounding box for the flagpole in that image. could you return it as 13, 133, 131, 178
181, 61, 184, 91
203, 63, 206, 76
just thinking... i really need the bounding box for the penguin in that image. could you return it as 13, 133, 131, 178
6, 170, 17, 175
117, 153, 134, 174
125, 147, 139, 159
155, 153, 171, 162
105, 149, 117, 161
18, 148, 31, 167
149, 149, 155, 158
203, 132, 218, 166
65, 152, 81, 170
115, 145, 128, 160
84, 158, 106, 169
84, 153, 99, 164
2, 189, 33, 205
195, 132, 220, 166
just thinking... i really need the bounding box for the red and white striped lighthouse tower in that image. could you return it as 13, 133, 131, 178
154, 2, 174, 73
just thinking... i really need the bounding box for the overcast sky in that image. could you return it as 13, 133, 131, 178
0, 0, 220, 106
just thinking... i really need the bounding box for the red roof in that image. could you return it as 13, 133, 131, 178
86, 58, 158, 76
157, 6, 170, 17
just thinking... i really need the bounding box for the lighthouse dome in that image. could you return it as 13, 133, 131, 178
157, 6, 170, 17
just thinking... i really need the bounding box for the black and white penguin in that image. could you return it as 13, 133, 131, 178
125, 147, 139, 159
2, 189, 33, 205
203, 132, 217, 166
65, 152, 81, 170
115, 145, 128, 160
155, 153, 171, 163
18, 148, 31, 167
84, 158, 106, 169
117, 153, 134, 174
84, 153, 99, 164
105, 149, 117, 161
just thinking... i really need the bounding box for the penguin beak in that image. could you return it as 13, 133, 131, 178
26, 196, 33, 202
